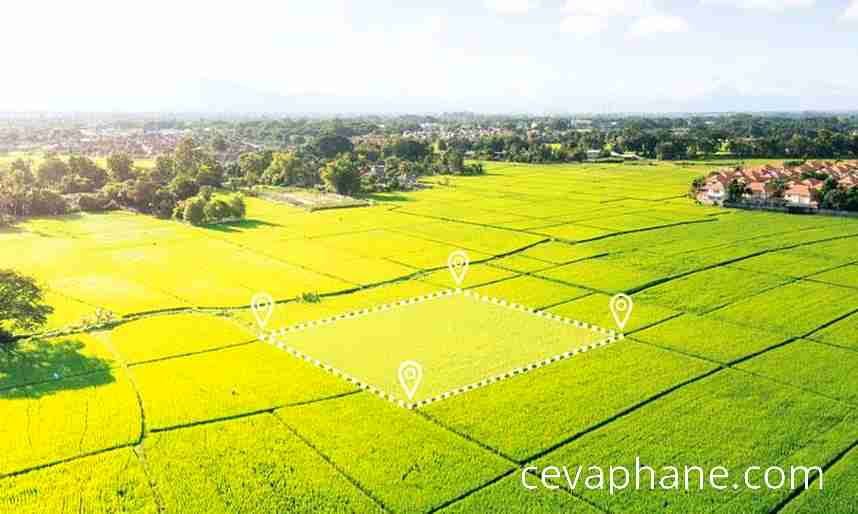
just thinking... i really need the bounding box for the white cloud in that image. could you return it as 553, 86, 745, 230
560, 15, 608, 37
484, 0, 538, 14
701, 0, 815, 11
844, 0, 858, 20
564, 0, 654, 17
628, 14, 689, 37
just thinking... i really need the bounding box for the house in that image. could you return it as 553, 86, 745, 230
586, 149, 602, 161
784, 184, 816, 207
747, 181, 775, 202
697, 175, 731, 205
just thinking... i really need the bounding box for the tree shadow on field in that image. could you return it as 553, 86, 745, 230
203, 218, 282, 233
0, 337, 115, 400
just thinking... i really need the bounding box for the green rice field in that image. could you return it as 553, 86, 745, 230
2, 160, 857, 513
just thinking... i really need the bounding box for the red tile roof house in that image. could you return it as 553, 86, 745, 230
697, 176, 731, 205
784, 184, 818, 208
747, 181, 776, 202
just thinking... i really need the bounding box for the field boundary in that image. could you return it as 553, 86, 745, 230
256, 288, 622, 410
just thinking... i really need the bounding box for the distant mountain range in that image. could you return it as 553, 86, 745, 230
3, 79, 857, 115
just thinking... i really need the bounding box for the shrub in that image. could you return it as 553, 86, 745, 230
26, 189, 69, 216
78, 192, 116, 212
182, 196, 207, 225
228, 194, 246, 218
203, 197, 232, 223
300, 292, 321, 303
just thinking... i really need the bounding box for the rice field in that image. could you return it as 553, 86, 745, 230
2, 160, 857, 513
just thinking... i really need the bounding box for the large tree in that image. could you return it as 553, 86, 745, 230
321, 155, 362, 195
106, 152, 135, 182
0, 269, 53, 343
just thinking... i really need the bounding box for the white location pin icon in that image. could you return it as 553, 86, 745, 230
398, 361, 423, 401
610, 293, 634, 331
447, 250, 470, 287
251, 293, 275, 330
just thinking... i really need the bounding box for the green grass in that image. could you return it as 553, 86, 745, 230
110, 313, 253, 365
781, 445, 858, 514
143, 415, 383, 513
130, 344, 355, 430
2, 159, 858, 511
0, 372, 141, 476
0, 334, 115, 390
0, 449, 157, 513
440, 473, 602, 513
471, 275, 592, 309
809, 312, 858, 350
712, 281, 858, 337
425, 341, 715, 461
635, 265, 792, 315
278, 290, 607, 404
633, 314, 788, 363
533, 370, 858, 513
737, 340, 858, 403
548, 293, 680, 333
278, 393, 513, 512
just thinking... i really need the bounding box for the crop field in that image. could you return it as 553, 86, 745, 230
2, 160, 858, 513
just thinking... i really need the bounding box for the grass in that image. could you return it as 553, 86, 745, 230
276, 290, 609, 404
634, 265, 792, 315
781, 444, 858, 514
143, 414, 383, 513
424, 341, 715, 461
737, 339, 858, 403
0, 334, 115, 390
0, 449, 156, 513
533, 370, 858, 513
110, 313, 254, 365
712, 281, 858, 337
279, 393, 514, 512
2, 159, 858, 511
633, 314, 789, 363
0, 372, 141, 476
130, 343, 356, 430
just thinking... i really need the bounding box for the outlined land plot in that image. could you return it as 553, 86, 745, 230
260, 289, 619, 408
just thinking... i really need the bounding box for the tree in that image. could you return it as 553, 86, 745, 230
203, 197, 232, 223
181, 196, 207, 225
689, 176, 706, 197
314, 134, 354, 159
152, 155, 177, 183
321, 155, 362, 195
0, 269, 53, 343
196, 164, 223, 188
35, 157, 69, 187
211, 134, 228, 153
228, 194, 246, 218
726, 179, 750, 203
262, 152, 315, 186
168, 175, 199, 201
67, 155, 108, 191
106, 152, 135, 182
238, 151, 273, 185
174, 136, 200, 174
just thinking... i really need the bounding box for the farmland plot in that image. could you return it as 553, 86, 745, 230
266, 289, 614, 407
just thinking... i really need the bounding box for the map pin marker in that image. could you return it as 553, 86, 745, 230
398, 361, 423, 401
447, 250, 470, 287
251, 293, 275, 330
610, 293, 634, 331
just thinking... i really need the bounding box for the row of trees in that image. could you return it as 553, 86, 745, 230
0, 136, 245, 225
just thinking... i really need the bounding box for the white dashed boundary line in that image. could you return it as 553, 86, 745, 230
257, 288, 624, 410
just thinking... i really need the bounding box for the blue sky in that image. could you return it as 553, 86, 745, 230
2, 0, 857, 113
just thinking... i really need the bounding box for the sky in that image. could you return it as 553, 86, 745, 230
2, 0, 858, 113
